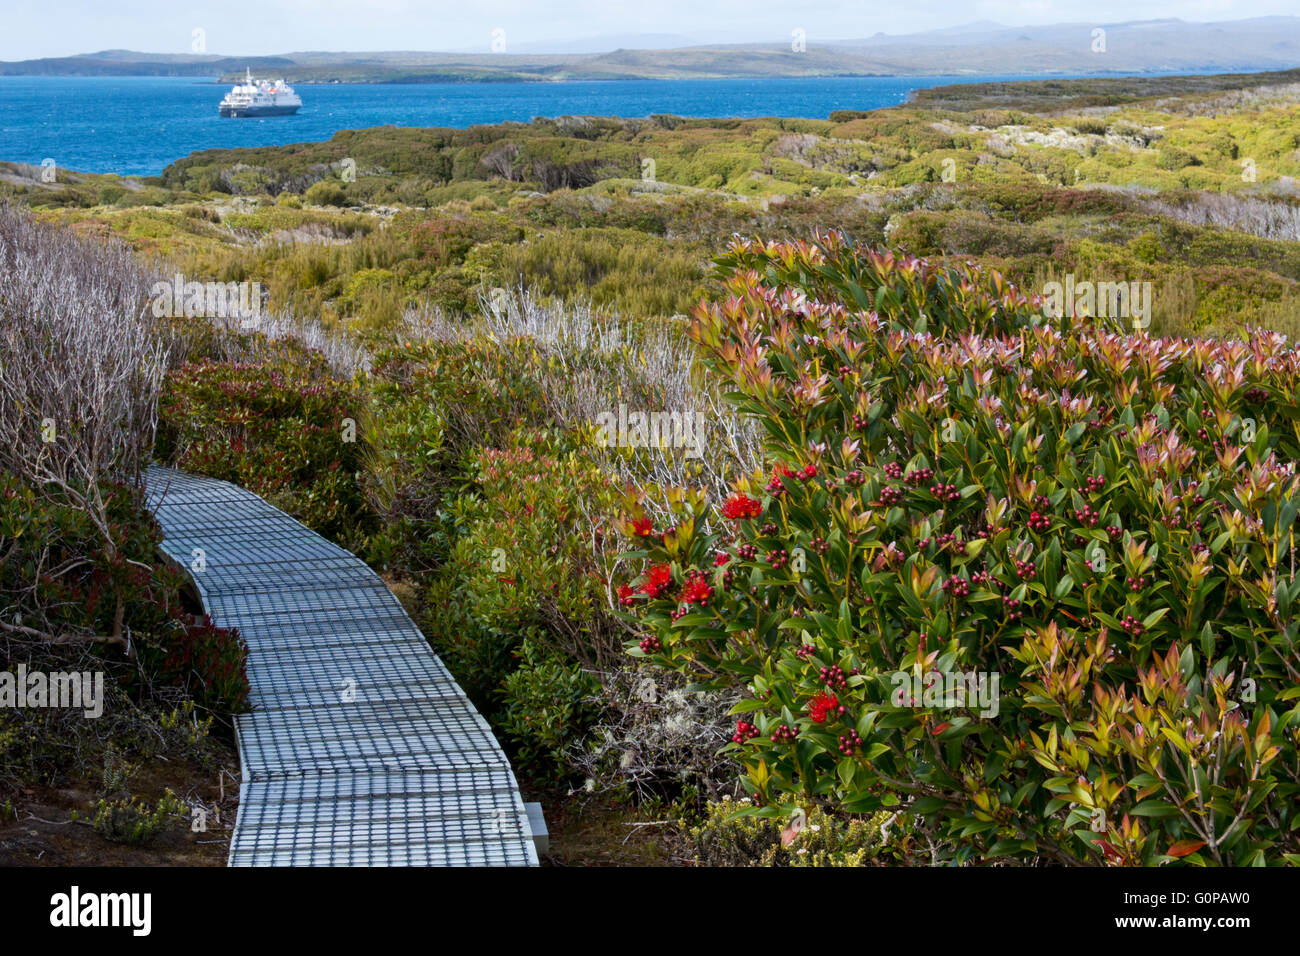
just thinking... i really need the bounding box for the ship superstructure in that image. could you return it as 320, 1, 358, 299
219, 69, 302, 117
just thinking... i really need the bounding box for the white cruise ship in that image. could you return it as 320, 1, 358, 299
218, 69, 302, 117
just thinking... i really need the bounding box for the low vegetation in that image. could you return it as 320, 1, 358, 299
5, 66, 1300, 865
0, 207, 244, 860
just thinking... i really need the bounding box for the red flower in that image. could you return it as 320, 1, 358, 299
766, 463, 795, 495
681, 575, 714, 606
617, 585, 637, 607
629, 516, 653, 536
721, 493, 763, 520
808, 691, 839, 724
713, 552, 731, 567
641, 563, 672, 598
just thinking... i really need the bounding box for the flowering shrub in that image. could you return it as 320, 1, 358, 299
621, 232, 1300, 865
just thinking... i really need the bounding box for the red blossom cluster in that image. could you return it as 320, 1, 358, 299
766, 464, 795, 495
721, 493, 763, 520
680, 572, 714, 606
808, 691, 842, 724
641, 563, 672, 598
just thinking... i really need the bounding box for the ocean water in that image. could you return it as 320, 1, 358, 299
0, 73, 1154, 177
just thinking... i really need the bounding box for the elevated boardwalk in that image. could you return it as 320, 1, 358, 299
145, 466, 538, 866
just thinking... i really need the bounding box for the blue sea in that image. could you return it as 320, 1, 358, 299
0, 73, 1163, 177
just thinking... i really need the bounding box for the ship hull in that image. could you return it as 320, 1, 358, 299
220, 104, 301, 117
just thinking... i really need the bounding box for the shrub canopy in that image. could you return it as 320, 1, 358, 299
622, 231, 1300, 865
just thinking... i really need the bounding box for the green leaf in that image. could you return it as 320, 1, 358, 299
1141, 607, 1170, 630
1011, 781, 1038, 808
910, 796, 945, 816
838, 757, 857, 787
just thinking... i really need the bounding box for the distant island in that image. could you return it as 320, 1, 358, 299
4, 16, 1300, 83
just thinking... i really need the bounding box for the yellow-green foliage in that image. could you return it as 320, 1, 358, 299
689, 801, 904, 866
20, 72, 1300, 342
498, 227, 709, 315
92, 789, 187, 846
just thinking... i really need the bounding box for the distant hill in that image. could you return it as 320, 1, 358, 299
907, 66, 1300, 112
0, 52, 295, 77
3, 17, 1298, 82
833, 17, 1300, 73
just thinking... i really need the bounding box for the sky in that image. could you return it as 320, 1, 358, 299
2, 0, 1297, 60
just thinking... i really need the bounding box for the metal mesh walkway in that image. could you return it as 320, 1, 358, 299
144, 466, 538, 867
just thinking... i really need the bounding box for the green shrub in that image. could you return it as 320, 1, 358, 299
304, 181, 350, 207
156, 346, 370, 546
1157, 147, 1200, 171
92, 789, 187, 845
621, 232, 1300, 866
417, 427, 624, 724
355, 383, 449, 572
0, 475, 249, 716
498, 637, 601, 781
689, 801, 904, 866
1128, 231, 1165, 264
1072, 118, 1108, 136
496, 228, 708, 315
438, 431, 622, 656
